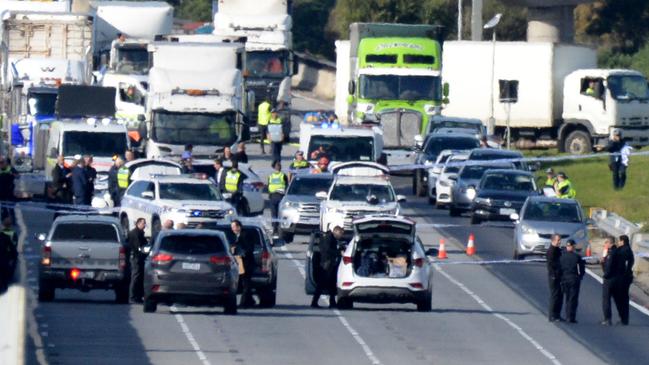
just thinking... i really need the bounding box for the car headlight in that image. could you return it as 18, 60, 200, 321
283, 201, 299, 208
574, 229, 587, 239
474, 197, 491, 205
423, 160, 434, 167
226, 209, 235, 216
466, 187, 477, 200
521, 224, 540, 241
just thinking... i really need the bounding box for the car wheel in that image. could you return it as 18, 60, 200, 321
223, 293, 238, 315
428, 195, 436, 205
513, 249, 524, 261
449, 206, 460, 217
337, 297, 353, 310
417, 291, 433, 312
120, 215, 129, 233
38, 280, 55, 302
470, 214, 481, 225
114, 282, 130, 304
259, 287, 277, 308
280, 231, 294, 244
435, 202, 445, 210
415, 170, 426, 197
143, 296, 157, 313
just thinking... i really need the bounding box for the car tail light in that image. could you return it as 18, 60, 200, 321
41, 246, 51, 266
261, 251, 271, 273
414, 258, 424, 267
342, 281, 354, 287
119, 246, 127, 271
151, 285, 160, 293
70, 268, 81, 281
209, 255, 232, 265
342, 256, 352, 265
152, 253, 173, 264
409, 282, 424, 289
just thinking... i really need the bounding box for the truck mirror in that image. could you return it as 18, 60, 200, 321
137, 114, 145, 122
443, 82, 450, 98
348, 80, 355, 95
138, 120, 148, 140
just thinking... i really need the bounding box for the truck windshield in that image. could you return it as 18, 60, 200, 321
152, 111, 237, 146
359, 75, 440, 100
607, 75, 649, 101
308, 136, 374, 162
246, 50, 289, 78
158, 183, 222, 201
27, 91, 57, 118
63, 131, 127, 158
330, 183, 395, 203
115, 46, 150, 75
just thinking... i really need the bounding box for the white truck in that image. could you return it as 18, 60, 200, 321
144, 41, 252, 159
442, 41, 649, 154
299, 122, 385, 165
0, 0, 71, 13
91, 1, 173, 123
1, 11, 93, 178
212, 0, 296, 124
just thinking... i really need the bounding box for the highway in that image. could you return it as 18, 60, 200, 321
15, 94, 649, 365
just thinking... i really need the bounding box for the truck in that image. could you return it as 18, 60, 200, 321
442, 41, 649, 154
0, 0, 71, 13
335, 23, 445, 165
1, 11, 94, 177
91, 1, 173, 123
212, 0, 296, 125
298, 122, 385, 165
144, 41, 252, 159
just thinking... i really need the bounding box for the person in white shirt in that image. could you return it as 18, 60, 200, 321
619, 139, 633, 189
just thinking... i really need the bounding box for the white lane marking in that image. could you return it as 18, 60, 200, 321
292, 92, 334, 109
434, 264, 562, 365
280, 247, 383, 365
170, 307, 211, 365
585, 269, 649, 317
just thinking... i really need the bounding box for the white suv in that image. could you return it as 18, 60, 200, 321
336, 216, 434, 311
316, 162, 405, 233
119, 175, 236, 237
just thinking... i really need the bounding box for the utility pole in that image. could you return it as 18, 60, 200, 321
458, 0, 463, 40
471, 0, 483, 41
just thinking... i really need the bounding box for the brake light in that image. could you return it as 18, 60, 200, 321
414, 258, 424, 267
41, 246, 51, 266
342, 281, 354, 287
409, 282, 424, 289
152, 253, 173, 264
342, 256, 352, 265
261, 251, 271, 273
209, 255, 232, 265
151, 285, 160, 292
119, 246, 126, 271
70, 268, 81, 281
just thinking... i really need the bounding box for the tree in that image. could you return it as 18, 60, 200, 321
177, 0, 212, 22
578, 0, 649, 54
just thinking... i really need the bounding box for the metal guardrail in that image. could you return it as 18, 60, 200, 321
590, 208, 640, 237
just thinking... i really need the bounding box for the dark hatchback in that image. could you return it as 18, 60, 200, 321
143, 229, 239, 314
470, 170, 540, 224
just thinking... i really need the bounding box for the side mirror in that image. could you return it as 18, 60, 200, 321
443, 82, 450, 98
396, 194, 407, 203
414, 134, 424, 149
509, 213, 520, 221
138, 120, 148, 140
35, 233, 47, 242
141, 191, 154, 200
315, 191, 328, 200
425, 248, 438, 257
348, 80, 355, 95
137, 114, 145, 122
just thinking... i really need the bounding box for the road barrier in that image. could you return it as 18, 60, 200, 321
590, 208, 640, 237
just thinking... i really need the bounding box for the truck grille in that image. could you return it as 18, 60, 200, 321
378, 109, 422, 148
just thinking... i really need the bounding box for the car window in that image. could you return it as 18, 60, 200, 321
287, 176, 333, 195
460, 164, 512, 179
52, 223, 119, 241
330, 183, 395, 203
424, 137, 480, 157
523, 201, 582, 223
158, 183, 222, 201
481, 173, 535, 191
160, 234, 226, 254
127, 181, 149, 197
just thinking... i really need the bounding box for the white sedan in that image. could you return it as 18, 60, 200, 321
435, 153, 468, 208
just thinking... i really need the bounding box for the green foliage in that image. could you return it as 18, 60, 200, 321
583, 0, 649, 54
177, 0, 212, 22
293, 0, 336, 58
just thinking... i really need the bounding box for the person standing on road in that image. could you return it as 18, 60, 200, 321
224, 160, 244, 214
601, 237, 621, 326
0, 226, 16, 290
235, 142, 248, 164
547, 234, 564, 322
311, 224, 344, 309
555, 172, 576, 199
51, 155, 72, 204
108, 156, 123, 207
617, 139, 633, 190
71, 157, 87, 206
213, 158, 227, 192
0, 156, 17, 203
603, 130, 624, 189
230, 220, 256, 307
559, 239, 585, 323
267, 109, 284, 163
615, 234, 634, 325
84, 155, 97, 205
267, 160, 288, 235
257, 98, 272, 155
223, 146, 234, 162
128, 218, 148, 303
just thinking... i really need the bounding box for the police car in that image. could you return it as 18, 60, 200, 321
299, 121, 385, 164
119, 174, 236, 238
317, 162, 405, 234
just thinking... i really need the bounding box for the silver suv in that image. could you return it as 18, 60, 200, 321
278, 173, 333, 243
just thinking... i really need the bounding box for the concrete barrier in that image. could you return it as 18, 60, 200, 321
292, 52, 336, 101
0, 282, 26, 365
632, 233, 649, 277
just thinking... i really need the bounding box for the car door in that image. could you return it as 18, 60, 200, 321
305, 231, 322, 295
122, 181, 148, 226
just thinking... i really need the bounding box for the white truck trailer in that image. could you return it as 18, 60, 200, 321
144, 41, 252, 159
213, 0, 296, 123
442, 41, 649, 154
0, 0, 71, 13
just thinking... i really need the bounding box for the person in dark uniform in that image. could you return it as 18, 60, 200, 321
51, 155, 72, 204
128, 218, 147, 303
213, 158, 227, 193
615, 234, 634, 325
546, 234, 563, 322
83, 155, 97, 205
235, 142, 249, 164
230, 220, 256, 307
311, 224, 344, 308
602, 130, 625, 189
71, 157, 87, 206
601, 237, 620, 326
560, 239, 585, 323
108, 156, 123, 207
267, 160, 288, 235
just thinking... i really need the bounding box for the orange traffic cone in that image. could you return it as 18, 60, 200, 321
438, 238, 448, 259
466, 233, 476, 256
585, 242, 592, 257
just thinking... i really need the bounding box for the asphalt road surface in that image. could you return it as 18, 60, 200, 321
16, 93, 649, 365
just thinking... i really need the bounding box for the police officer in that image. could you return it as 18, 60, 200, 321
213, 158, 227, 192
312, 156, 330, 174
267, 109, 284, 163
51, 155, 72, 204
311, 223, 344, 308
555, 172, 576, 199
544, 168, 557, 189
71, 157, 87, 206
267, 160, 288, 235
290, 151, 309, 170
224, 160, 244, 214
257, 98, 271, 154
601, 237, 620, 326
128, 218, 147, 303
604, 130, 625, 189
108, 156, 123, 207
546, 234, 563, 322
615, 234, 634, 325
230, 219, 256, 307
560, 239, 585, 323
84, 155, 97, 205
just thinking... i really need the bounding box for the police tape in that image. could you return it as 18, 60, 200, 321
430, 258, 546, 265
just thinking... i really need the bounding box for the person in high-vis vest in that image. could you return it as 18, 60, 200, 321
108, 156, 124, 207
555, 172, 576, 199
288, 151, 310, 181
225, 160, 244, 214
117, 161, 130, 198
544, 168, 557, 189
267, 109, 284, 163
267, 160, 288, 235
257, 98, 272, 154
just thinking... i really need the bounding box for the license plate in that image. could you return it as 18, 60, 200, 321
500, 208, 516, 216
182, 262, 201, 271
250, 126, 259, 133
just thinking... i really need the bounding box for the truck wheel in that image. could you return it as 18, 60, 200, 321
223, 293, 238, 315
115, 283, 130, 304
38, 281, 55, 302
143, 296, 157, 313
564, 130, 592, 155
259, 287, 277, 308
